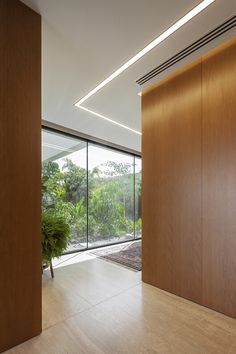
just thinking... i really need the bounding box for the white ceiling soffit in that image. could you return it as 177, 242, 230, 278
21, 0, 236, 152
42, 129, 86, 161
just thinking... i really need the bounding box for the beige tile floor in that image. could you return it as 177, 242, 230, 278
5, 249, 236, 354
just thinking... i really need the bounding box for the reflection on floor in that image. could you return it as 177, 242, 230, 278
52, 240, 141, 270
5, 246, 236, 354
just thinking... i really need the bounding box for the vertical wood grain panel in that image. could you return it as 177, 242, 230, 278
142, 60, 202, 304
142, 37, 236, 319
202, 39, 236, 318
0, 0, 41, 351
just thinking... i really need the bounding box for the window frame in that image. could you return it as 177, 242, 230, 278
42, 123, 141, 255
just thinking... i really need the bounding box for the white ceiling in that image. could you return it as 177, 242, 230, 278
21, 0, 236, 152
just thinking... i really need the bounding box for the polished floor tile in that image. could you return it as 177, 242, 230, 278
5, 255, 236, 354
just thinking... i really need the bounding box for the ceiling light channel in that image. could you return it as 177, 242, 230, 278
75, 0, 216, 134
79, 106, 142, 135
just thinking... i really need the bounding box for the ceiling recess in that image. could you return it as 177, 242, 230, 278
136, 15, 236, 86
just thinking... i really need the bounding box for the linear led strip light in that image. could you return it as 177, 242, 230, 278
75, 0, 216, 135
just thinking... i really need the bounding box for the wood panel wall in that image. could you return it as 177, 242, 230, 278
0, 0, 42, 352
202, 40, 236, 317
142, 37, 236, 319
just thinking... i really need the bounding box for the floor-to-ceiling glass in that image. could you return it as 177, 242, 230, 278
42, 127, 141, 253
135, 157, 142, 238
88, 143, 134, 248
42, 129, 87, 252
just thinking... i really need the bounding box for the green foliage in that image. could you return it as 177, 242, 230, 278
42, 157, 142, 249
42, 161, 65, 209
41, 211, 70, 264
62, 159, 87, 203
102, 161, 132, 177
88, 180, 133, 239
135, 218, 142, 235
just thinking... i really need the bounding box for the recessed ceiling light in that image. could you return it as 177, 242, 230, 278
75, 0, 215, 107
79, 106, 142, 135
75, 0, 215, 134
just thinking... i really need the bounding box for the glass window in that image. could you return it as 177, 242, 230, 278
135, 157, 142, 238
88, 144, 134, 248
42, 129, 87, 252
42, 127, 141, 253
